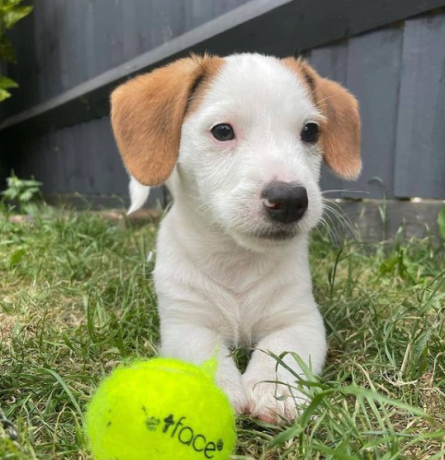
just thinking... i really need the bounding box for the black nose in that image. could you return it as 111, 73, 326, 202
262, 182, 308, 224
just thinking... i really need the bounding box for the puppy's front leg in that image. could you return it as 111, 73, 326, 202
161, 324, 248, 414
243, 313, 326, 424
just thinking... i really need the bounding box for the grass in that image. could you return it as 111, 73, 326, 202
0, 206, 444, 459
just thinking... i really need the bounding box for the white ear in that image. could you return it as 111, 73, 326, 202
127, 175, 151, 215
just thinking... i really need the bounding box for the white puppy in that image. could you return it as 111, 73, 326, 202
111, 53, 361, 423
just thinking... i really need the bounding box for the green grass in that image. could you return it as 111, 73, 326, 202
0, 208, 444, 459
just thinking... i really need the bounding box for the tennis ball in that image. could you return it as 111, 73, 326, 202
84, 358, 236, 460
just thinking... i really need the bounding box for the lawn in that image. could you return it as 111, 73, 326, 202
0, 207, 444, 459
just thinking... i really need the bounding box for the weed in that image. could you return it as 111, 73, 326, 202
1, 175, 43, 215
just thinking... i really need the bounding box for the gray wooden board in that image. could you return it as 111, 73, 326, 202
11, 116, 165, 208
84, 1, 97, 82
88, 118, 122, 195
345, 26, 404, 200
394, 13, 445, 199
49, 129, 63, 193
333, 200, 445, 242
93, 0, 122, 78
44, 1, 62, 102
64, 125, 86, 193
307, 42, 349, 198
2, 0, 253, 118
58, 0, 71, 93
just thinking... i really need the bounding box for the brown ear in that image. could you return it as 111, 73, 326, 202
282, 58, 361, 180
111, 55, 222, 186
315, 76, 361, 180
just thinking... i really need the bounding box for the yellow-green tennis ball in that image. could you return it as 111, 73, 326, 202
84, 358, 236, 460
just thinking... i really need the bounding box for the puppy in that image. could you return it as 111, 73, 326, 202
111, 53, 361, 423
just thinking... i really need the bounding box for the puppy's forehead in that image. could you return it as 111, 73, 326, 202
201, 54, 316, 117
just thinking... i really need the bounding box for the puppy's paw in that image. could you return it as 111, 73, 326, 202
243, 374, 307, 424
218, 376, 249, 415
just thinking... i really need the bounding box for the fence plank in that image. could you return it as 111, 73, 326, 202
64, 126, 84, 193
87, 118, 118, 195
188, 0, 253, 28
345, 26, 403, 199
121, 0, 139, 61
52, 130, 67, 193
394, 13, 445, 199
42, 1, 62, 101
72, 1, 85, 86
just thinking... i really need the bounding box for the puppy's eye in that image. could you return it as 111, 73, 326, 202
211, 123, 235, 141
300, 123, 319, 143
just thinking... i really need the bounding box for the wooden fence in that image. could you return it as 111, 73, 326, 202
1, 0, 445, 208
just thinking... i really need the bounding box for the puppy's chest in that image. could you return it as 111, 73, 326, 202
208, 262, 295, 345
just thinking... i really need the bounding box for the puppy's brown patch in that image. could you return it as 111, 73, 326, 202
282, 57, 361, 180
186, 57, 224, 117
111, 55, 224, 186
282, 57, 317, 103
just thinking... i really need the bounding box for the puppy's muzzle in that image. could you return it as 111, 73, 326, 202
262, 182, 308, 224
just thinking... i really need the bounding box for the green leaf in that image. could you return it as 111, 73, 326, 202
0, 88, 11, 101
23, 202, 40, 217
438, 205, 445, 243
311, 442, 360, 460
268, 424, 304, 448
1, 0, 28, 7
0, 301, 14, 313
379, 255, 398, 275
19, 189, 33, 202
0, 36, 16, 63
43, 368, 84, 421
3, 5, 33, 29
9, 248, 24, 267
0, 75, 18, 89
339, 385, 428, 418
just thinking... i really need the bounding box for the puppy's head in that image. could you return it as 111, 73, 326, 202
112, 54, 360, 250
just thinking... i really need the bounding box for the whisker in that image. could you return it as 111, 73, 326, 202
321, 199, 359, 241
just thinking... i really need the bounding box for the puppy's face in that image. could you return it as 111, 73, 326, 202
112, 54, 361, 250
180, 55, 327, 248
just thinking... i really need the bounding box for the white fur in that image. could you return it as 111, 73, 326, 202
127, 175, 150, 215
130, 54, 328, 422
